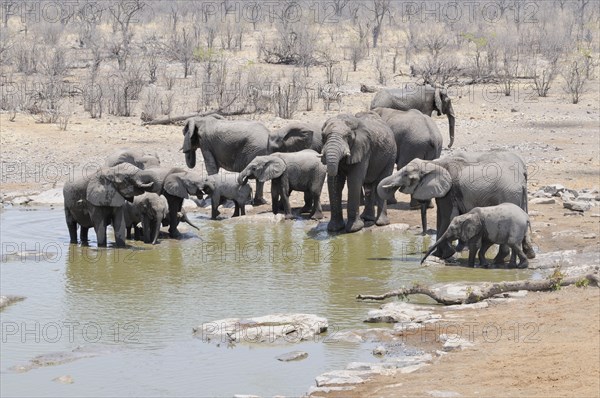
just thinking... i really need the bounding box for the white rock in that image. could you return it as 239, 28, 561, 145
276, 351, 308, 362
440, 333, 474, 351
30, 188, 64, 204
52, 375, 74, 384
563, 201, 592, 212
542, 184, 565, 196
315, 370, 374, 387
428, 390, 461, 397
365, 302, 440, 323
530, 197, 555, 205
193, 313, 327, 344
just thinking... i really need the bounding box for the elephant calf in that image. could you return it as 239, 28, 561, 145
238, 150, 326, 220
199, 176, 252, 220
422, 203, 533, 268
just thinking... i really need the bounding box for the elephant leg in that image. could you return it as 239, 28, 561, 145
133, 226, 142, 241
167, 196, 182, 238
142, 214, 152, 243
151, 218, 161, 245
112, 210, 127, 248
211, 195, 221, 220
493, 244, 511, 264
126, 226, 132, 240
300, 191, 313, 213
90, 208, 108, 247
374, 181, 390, 227
311, 193, 324, 220
523, 234, 536, 259
346, 169, 366, 233
479, 240, 494, 268
420, 201, 428, 235
512, 244, 529, 269
80, 227, 89, 245
281, 191, 293, 220
327, 174, 346, 232
252, 181, 267, 206
433, 198, 456, 259
232, 201, 240, 217
387, 192, 398, 205
361, 186, 376, 224
409, 195, 421, 210
467, 243, 478, 267
65, 210, 78, 244
67, 221, 78, 244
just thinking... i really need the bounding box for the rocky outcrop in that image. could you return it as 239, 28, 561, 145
0, 295, 25, 311
193, 313, 327, 344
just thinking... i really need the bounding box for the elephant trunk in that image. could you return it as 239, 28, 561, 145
324, 135, 349, 177
185, 151, 196, 169
421, 230, 449, 264
180, 210, 200, 231
237, 169, 250, 185
151, 218, 161, 245
447, 103, 456, 148
377, 174, 399, 200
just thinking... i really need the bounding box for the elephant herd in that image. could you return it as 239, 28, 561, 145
64, 84, 535, 268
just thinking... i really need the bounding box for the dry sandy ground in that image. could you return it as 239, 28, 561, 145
316, 286, 600, 398
1, 78, 599, 397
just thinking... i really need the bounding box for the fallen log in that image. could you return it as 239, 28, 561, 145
356, 273, 599, 305
142, 107, 253, 126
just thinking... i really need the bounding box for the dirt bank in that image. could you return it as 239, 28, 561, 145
313, 285, 600, 398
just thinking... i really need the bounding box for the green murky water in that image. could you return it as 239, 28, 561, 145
0, 207, 532, 397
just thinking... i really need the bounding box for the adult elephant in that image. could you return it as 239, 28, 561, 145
268, 122, 323, 153
182, 115, 269, 205
63, 164, 159, 247
370, 84, 455, 148
377, 151, 535, 261
323, 113, 396, 233
105, 148, 160, 169
370, 107, 443, 233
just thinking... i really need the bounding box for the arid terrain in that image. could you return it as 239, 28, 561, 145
1, 1, 599, 396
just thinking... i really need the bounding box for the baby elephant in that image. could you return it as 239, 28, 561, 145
200, 176, 252, 220
238, 149, 326, 219
422, 203, 532, 268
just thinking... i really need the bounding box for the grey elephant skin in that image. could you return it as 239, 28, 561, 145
105, 148, 160, 169
63, 164, 158, 247
323, 113, 397, 233
370, 85, 455, 148
238, 150, 326, 219
378, 151, 534, 260
199, 176, 252, 220
182, 115, 269, 204
268, 122, 323, 153
370, 107, 443, 232
132, 193, 169, 244
422, 203, 532, 268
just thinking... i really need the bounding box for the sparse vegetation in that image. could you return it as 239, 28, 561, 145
0, 1, 596, 124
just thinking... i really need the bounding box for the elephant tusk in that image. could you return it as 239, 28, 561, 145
381, 185, 394, 189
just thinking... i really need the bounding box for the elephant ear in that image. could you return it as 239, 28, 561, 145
182, 119, 196, 152
256, 157, 286, 182
164, 173, 189, 199
86, 171, 126, 207
348, 122, 370, 165
413, 162, 452, 200
434, 88, 443, 116
282, 125, 314, 152
460, 213, 481, 242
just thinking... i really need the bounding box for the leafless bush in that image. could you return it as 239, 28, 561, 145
83, 70, 103, 118
13, 41, 38, 75
106, 62, 145, 116
57, 108, 71, 131
273, 72, 303, 119
168, 27, 197, 78
163, 71, 177, 91
141, 87, 160, 121
375, 55, 388, 85
411, 55, 462, 86
260, 22, 320, 67
348, 41, 366, 72
563, 59, 588, 104
108, 0, 146, 70
161, 92, 175, 115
